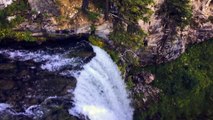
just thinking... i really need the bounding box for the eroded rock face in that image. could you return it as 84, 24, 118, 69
193, 0, 213, 16
0, 55, 77, 120
139, 0, 213, 65
28, 0, 60, 15
17, 0, 113, 40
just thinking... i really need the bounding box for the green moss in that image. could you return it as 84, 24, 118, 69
109, 31, 144, 51
85, 11, 100, 22
136, 39, 213, 120
88, 35, 104, 47
0, 29, 36, 42
90, 24, 96, 32
106, 50, 120, 63
127, 76, 135, 89
109, 21, 146, 52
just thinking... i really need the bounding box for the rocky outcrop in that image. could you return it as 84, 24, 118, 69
28, 0, 60, 15
14, 0, 112, 40
127, 71, 160, 111
0, 0, 13, 9
139, 0, 213, 65
0, 55, 77, 120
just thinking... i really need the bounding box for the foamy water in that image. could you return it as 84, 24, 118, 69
0, 49, 82, 72
0, 103, 11, 111
0, 46, 133, 120
70, 46, 133, 120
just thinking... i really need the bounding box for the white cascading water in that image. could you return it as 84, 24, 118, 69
0, 45, 133, 120
70, 46, 133, 120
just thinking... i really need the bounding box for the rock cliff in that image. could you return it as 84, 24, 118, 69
17, 0, 111, 39
139, 0, 213, 65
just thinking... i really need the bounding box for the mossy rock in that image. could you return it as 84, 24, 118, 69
89, 35, 104, 47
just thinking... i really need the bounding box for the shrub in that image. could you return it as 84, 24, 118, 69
139, 39, 213, 120
159, 0, 193, 29
0, 29, 36, 42
88, 35, 104, 47
0, 0, 29, 28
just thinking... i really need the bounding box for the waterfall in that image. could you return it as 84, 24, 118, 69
0, 45, 133, 120
70, 46, 133, 120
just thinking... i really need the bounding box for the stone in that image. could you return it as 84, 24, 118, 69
95, 21, 113, 40
144, 73, 155, 84
132, 72, 155, 84
7, 15, 16, 22
28, 0, 60, 15
0, 64, 15, 70
132, 83, 160, 109
0, 80, 14, 90
0, 0, 13, 9
139, 0, 213, 65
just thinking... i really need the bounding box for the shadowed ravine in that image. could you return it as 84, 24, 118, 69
0, 41, 133, 120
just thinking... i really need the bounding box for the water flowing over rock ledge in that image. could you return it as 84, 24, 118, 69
0, 39, 95, 120
70, 46, 133, 120
0, 38, 134, 120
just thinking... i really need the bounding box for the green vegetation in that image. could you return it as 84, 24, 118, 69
0, 29, 36, 42
108, 0, 154, 51
0, 0, 35, 41
135, 39, 213, 120
0, 0, 29, 28
159, 0, 192, 29
104, 0, 154, 68
90, 0, 154, 49
109, 28, 146, 51
106, 23, 146, 71
85, 11, 100, 21
113, 0, 154, 23
88, 35, 104, 47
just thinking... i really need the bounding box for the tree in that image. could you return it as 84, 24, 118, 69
159, 0, 192, 29
104, 0, 109, 20
113, 0, 154, 23
81, 0, 89, 11
110, 0, 154, 33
